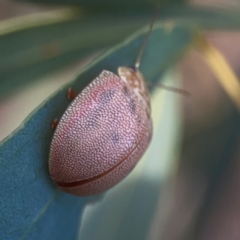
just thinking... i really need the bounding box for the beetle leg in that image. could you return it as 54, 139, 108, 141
67, 87, 77, 100
51, 118, 59, 130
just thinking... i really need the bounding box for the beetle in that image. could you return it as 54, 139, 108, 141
48, 7, 158, 196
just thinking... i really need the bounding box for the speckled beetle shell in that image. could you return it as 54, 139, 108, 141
49, 67, 152, 196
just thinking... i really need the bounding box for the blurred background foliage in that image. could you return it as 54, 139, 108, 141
1, 0, 240, 239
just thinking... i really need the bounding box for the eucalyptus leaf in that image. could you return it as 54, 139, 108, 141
0, 15, 148, 99
2, 4, 240, 100
0, 24, 193, 240
13, 0, 187, 14
158, 5, 240, 29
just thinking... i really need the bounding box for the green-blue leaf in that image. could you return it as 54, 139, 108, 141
0, 23, 194, 240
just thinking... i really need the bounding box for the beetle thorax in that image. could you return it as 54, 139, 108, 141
118, 67, 151, 118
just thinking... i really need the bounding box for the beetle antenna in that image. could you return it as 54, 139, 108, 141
147, 81, 191, 96
135, 5, 160, 69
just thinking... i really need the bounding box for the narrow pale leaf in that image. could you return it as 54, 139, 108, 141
78, 70, 183, 240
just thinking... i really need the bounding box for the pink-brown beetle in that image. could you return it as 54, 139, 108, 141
49, 67, 152, 196
48, 7, 160, 196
